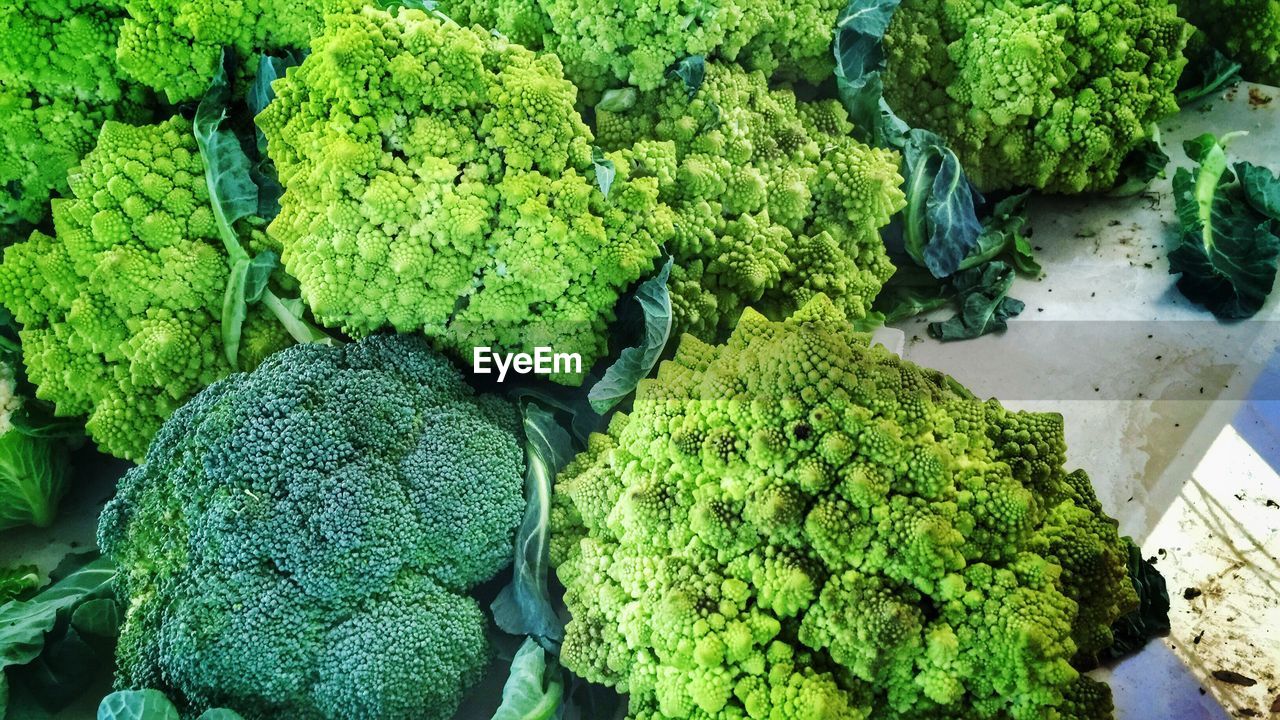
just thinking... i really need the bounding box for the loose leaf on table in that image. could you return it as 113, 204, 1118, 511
1110, 128, 1171, 198
490, 402, 571, 645
588, 258, 673, 414
873, 263, 953, 324
0, 555, 115, 671
1176, 43, 1242, 107
958, 191, 1040, 276
491, 637, 564, 720
928, 262, 1025, 341
1169, 133, 1280, 319
1099, 539, 1171, 663
832, 0, 909, 148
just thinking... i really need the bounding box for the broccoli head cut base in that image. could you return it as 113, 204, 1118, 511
552, 295, 1138, 719
98, 334, 526, 720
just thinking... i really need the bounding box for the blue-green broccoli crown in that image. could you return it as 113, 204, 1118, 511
883, 0, 1189, 193
98, 334, 526, 720
551, 296, 1137, 719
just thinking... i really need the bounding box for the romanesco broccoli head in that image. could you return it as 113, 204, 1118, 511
551, 295, 1137, 719
1176, 0, 1280, 84
0, 0, 149, 228
441, 0, 846, 100
0, 117, 291, 461
596, 63, 905, 340
883, 0, 1190, 193
98, 334, 525, 720
115, 0, 365, 103
258, 6, 671, 384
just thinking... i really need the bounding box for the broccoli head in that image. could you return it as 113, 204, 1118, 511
258, 6, 670, 384
0, 0, 149, 229
0, 117, 292, 461
883, 0, 1190, 193
596, 63, 905, 340
115, 0, 364, 103
1177, 0, 1280, 84
551, 295, 1138, 719
98, 334, 526, 720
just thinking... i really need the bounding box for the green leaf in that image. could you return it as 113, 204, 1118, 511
0, 556, 114, 672
833, 0, 909, 147
588, 258, 673, 413
959, 191, 1040, 276
1238, 162, 1280, 221
97, 690, 181, 720
1109, 129, 1170, 198
1099, 539, 1171, 663
197, 710, 247, 720
221, 251, 281, 369
0, 566, 39, 604
928, 262, 1025, 341
491, 638, 564, 720
16, 626, 100, 712
667, 56, 705, 96
1169, 135, 1280, 319
194, 51, 257, 264
1176, 43, 1242, 107
247, 54, 302, 151
902, 130, 984, 278
596, 88, 636, 113
591, 148, 615, 199
0, 430, 71, 531
490, 402, 570, 645
69, 599, 120, 640
873, 263, 954, 324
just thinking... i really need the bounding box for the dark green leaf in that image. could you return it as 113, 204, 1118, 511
597, 88, 636, 113
197, 710, 247, 720
1169, 137, 1280, 319
491, 637, 564, 720
668, 56, 705, 96
194, 51, 257, 263
1110, 132, 1170, 197
872, 263, 953, 323
588, 258, 672, 413
960, 191, 1040, 276
591, 148, 616, 199
97, 690, 181, 720
1237, 162, 1280, 221
1176, 43, 1241, 107
244, 251, 278, 304
833, 0, 908, 147
490, 402, 570, 645
902, 130, 983, 278
247, 53, 302, 153
0, 556, 114, 672
221, 251, 280, 368
1182, 133, 1221, 166
928, 262, 1025, 341
1099, 539, 1171, 663
15, 626, 100, 712
69, 599, 120, 640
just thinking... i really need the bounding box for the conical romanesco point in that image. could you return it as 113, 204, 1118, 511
552, 294, 1137, 720
883, 0, 1190, 193
596, 63, 905, 341
0, 117, 292, 461
258, 6, 671, 385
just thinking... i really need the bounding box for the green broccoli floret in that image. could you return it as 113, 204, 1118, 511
98, 334, 525, 720
1177, 0, 1280, 84
882, 0, 1190, 193
0, 0, 149, 229
442, 0, 846, 101
0, 358, 71, 531
115, 0, 364, 103
0, 117, 292, 461
258, 6, 671, 384
551, 295, 1137, 719
595, 62, 905, 340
